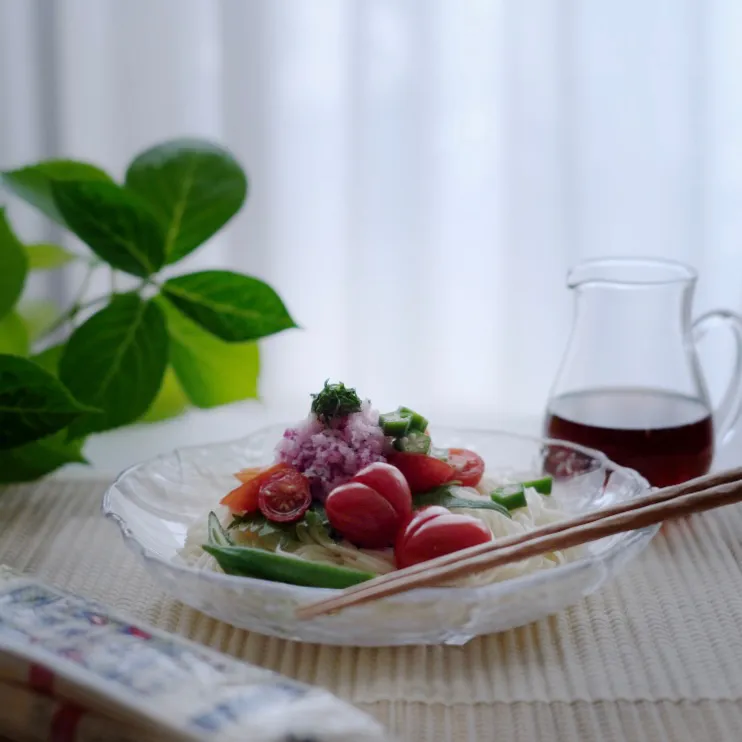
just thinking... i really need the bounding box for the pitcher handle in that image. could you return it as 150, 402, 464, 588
693, 310, 742, 445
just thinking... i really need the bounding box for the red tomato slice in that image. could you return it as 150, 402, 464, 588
221, 480, 261, 513
220, 463, 293, 512
387, 452, 456, 493
234, 466, 264, 484
325, 482, 401, 548
447, 448, 485, 487
397, 505, 449, 543
352, 462, 412, 520
258, 469, 311, 523
395, 508, 492, 569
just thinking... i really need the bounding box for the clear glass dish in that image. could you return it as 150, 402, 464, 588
102, 425, 655, 646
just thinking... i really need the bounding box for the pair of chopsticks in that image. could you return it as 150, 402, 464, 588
297, 466, 742, 620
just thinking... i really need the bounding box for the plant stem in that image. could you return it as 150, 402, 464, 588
37, 266, 97, 341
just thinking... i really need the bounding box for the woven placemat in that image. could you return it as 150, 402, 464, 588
2, 476, 742, 741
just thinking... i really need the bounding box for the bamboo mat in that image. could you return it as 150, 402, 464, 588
3, 476, 742, 741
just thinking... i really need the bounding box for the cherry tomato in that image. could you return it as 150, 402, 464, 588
325, 482, 400, 548
325, 463, 413, 548
220, 463, 292, 512
258, 468, 311, 523
395, 507, 493, 569
352, 462, 412, 520
387, 452, 456, 493
447, 448, 485, 487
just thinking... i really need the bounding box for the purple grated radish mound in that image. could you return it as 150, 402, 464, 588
275, 402, 386, 500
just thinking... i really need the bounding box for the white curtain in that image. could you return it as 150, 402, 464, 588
2, 0, 742, 423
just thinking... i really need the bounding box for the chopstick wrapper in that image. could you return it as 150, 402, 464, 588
0, 565, 390, 742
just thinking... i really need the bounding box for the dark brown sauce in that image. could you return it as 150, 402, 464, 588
544, 388, 714, 487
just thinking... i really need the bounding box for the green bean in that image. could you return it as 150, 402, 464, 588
202, 545, 375, 589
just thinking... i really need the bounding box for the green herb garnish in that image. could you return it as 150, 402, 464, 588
310, 380, 362, 425
414, 485, 511, 518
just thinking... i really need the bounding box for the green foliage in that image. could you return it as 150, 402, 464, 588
51, 180, 165, 277
0, 208, 28, 319
125, 139, 247, 264
159, 297, 260, 408
0, 355, 97, 449
24, 243, 77, 270
59, 294, 169, 437
0, 138, 296, 483
161, 270, 296, 342
0, 312, 29, 355
2, 160, 113, 225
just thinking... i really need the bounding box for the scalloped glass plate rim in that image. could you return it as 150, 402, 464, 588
101, 425, 657, 606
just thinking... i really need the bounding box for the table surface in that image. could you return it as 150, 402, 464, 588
4, 405, 742, 742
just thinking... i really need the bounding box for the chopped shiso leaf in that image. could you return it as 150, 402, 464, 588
310, 380, 362, 425
226, 504, 336, 551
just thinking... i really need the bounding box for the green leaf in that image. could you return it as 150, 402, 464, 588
25, 243, 77, 270
0, 208, 28, 319
0, 312, 29, 355
161, 270, 297, 342
125, 138, 248, 264
59, 294, 168, 437
1, 160, 113, 225
158, 297, 259, 408
140, 365, 189, 423
414, 485, 512, 518
32, 343, 64, 375
50, 180, 165, 277
227, 511, 302, 552
0, 431, 87, 483
0, 354, 96, 449
18, 300, 60, 341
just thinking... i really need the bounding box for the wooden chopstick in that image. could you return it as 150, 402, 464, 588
296, 466, 742, 620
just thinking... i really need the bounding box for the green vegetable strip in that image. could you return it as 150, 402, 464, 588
398, 406, 428, 433
207, 511, 234, 547
521, 476, 553, 495
202, 545, 374, 589
414, 485, 511, 518
379, 412, 411, 437
393, 432, 432, 454
490, 484, 527, 511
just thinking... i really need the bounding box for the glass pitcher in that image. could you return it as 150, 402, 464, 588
544, 257, 742, 487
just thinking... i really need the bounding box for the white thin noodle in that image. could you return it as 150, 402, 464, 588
178, 474, 582, 586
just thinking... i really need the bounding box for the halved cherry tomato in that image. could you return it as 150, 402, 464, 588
395, 506, 493, 569
325, 462, 413, 548
351, 462, 412, 520
326, 482, 400, 548
220, 463, 292, 512
447, 448, 485, 488
258, 468, 311, 523
387, 452, 456, 493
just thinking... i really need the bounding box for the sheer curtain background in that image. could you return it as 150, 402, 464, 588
2, 0, 742, 426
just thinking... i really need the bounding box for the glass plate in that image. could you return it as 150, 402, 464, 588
102, 425, 655, 646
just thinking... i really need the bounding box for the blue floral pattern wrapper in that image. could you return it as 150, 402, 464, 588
0, 566, 389, 742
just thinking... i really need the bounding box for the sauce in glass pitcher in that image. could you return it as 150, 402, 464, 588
545, 387, 714, 487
